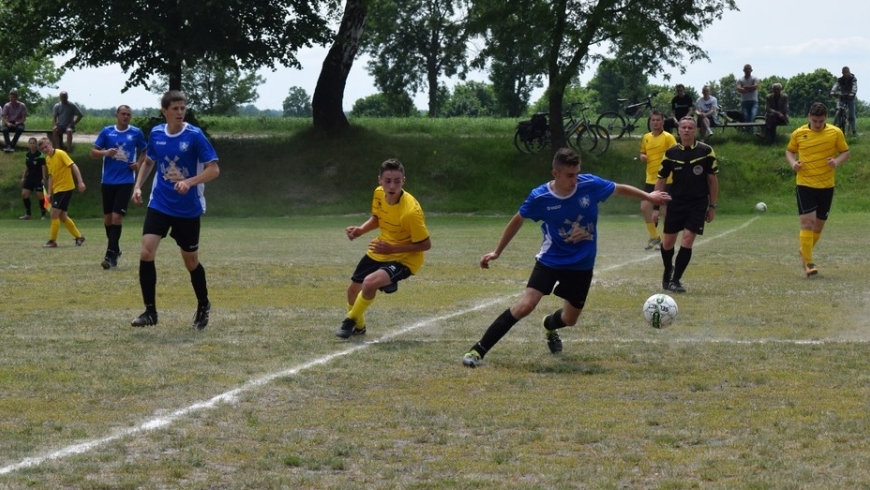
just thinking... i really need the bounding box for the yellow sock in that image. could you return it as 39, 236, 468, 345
800, 230, 814, 263
813, 232, 821, 246
347, 303, 365, 328
50, 219, 61, 241
348, 292, 374, 325
63, 217, 82, 238
645, 221, 659, 240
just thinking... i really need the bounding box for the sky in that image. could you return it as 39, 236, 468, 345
51, 0, 870, 112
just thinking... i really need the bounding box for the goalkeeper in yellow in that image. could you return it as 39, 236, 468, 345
335, 158, 432, 338
786, 102, 850, 277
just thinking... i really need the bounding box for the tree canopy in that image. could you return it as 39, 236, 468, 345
149, 59, 265, 116
1, 0, 336, 93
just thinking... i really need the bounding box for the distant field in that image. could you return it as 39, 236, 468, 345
2, 213, 870, 489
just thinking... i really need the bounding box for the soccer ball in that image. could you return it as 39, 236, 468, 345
755, 202, 767, 212
643, 294, 678, 329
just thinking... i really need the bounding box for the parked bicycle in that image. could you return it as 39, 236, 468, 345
831, 97, 850, 134
596, 92, 659, 139
514, 104, 610, 155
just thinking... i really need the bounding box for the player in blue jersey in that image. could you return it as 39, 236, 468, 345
462, 148, 670, 367
90, 105, 147, 269
129, 91, 220, 330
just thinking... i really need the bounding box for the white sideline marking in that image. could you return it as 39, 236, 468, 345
0, 216, 762, 475
0, 299, 503, 475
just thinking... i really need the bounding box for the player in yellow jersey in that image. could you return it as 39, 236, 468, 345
786, 102, 850, 277
39, 138, 86, 248
639, 110, 676, 250
336, 159, 432, 339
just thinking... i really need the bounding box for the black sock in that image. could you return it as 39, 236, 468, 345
189, 263, 209, 304
473, 309, 520, 357
673, 247, 693, 282
23, 198, 31, 215
545, 308, 566, 330
108, 225, 122, 253
661, 247, 675, 280
139, 260, 157, 307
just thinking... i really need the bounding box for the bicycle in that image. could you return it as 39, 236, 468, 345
831, 97, 850, 134
596, 92, 659, 139
514, 112, 550, 154
563, 102, 610, 156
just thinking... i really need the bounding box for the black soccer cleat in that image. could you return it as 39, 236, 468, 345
131, 310, 158, 327
335, 318, 357, 339
192, 301, 211, 330
668, 280, 687, 293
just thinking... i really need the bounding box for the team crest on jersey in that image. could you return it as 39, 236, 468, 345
693, 165, 703, 175
578, 195, 591, 208
179, 141, 190, 152
558, 214, 594, 244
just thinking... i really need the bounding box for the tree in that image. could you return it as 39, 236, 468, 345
149, 59, 264, 116
441, 81, 498, 117
467, 0, 737, 149
350, 92, 417, 117
587, 58, 649, 113
312, 0, 368, 132
1, 0, 333, 94
0, 54, 62, 114
786, 69, 836, 118
363, 0, 468, 117
283, 87, 313, 117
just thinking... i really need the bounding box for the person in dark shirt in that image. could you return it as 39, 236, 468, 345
665, 84, 694, 133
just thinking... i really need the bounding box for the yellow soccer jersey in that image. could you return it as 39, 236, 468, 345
787, 123, 849, 188
368, 186, 429, 274
45, 149, 76, 193
640, 131, 676, 185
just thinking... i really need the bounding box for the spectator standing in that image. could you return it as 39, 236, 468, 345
830, 66, 858, 136
639, 110, 676, 250
666, 84, 694, 133
786, 102, 850, 277
52, 91, 83, 150
763, 83, 789, 144
695, 86, 719, 140
39, 138, 86, 248
19, 137, 47, 220
90, 105, 147, 269
461, 148, 670, 368
736, 64, 760, 128
130, 90, 220, 330
2, 89, 28, 152
656, 117, 719, 294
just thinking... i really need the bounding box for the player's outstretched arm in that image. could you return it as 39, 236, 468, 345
481, 213, 524, 269
346, 215, 379, 241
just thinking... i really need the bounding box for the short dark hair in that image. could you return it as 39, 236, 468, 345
809, 102, 828, 117
380, 158, 405, 176
161, 90, 186, 110
650, 109, 665, 118
552, 147, 580, 169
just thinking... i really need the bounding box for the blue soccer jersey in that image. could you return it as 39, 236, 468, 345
518, 174, 616, 270
94, 125, 147, 185
145, 123, 218, 218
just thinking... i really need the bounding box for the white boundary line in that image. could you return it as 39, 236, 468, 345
0, 214, 772, 475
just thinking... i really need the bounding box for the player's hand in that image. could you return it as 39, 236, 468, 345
128, 162, 139, 171
791, 160, 802, 172
827, 157, 838, 169
648, 190, 671, 205
346, 226, 361, 241
77, 182, 86, 193
480, 251, 500, 269
368, 239, 391, 254
132, 188, 142, 205
174, 180, 190, 195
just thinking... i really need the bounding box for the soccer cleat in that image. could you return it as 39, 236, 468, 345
668, 280, 687, 293
662, 270, 672, 291
543, 315, 563, 353
805, 263, 818, 277
352, 326, 367, 336
75, 236, 86, 246
645, 237, 662, 251
101, 251, 119, 269
462, 350, 482, 368
131, 310, 158, 327
43, 240, 57, 248
18, 214, 31, 220
335, 318, 357, 338
192, 301, 211, 330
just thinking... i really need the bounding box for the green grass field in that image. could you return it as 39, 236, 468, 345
2, 213, 870, 489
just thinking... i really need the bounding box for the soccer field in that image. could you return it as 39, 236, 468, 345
2, 213, 870, 489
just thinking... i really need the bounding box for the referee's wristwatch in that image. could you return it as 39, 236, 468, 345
708, 203, 717, 209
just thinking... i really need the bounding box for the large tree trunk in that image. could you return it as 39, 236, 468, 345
312, 0, 368, 132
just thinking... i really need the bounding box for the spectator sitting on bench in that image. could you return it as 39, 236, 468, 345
762, 83, 789, 145
52, 91, 83, 151
695, 85, 719, 140
2, 89, 27, 152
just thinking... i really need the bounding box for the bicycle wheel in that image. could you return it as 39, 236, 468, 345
590, 124, 610, 156
514, 129, 530, 154
596, 112, 627, 139
834, 109, 847, 132
524, 130, 550, 154
574, 124, 598, 154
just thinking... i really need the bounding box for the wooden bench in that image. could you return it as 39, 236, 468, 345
4, 128, 70, 150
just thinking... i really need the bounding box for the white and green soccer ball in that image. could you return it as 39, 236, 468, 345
643, 293, 678, 329
755, 202, 767, 212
